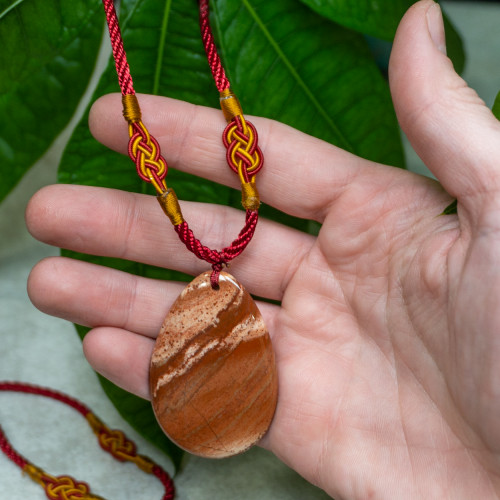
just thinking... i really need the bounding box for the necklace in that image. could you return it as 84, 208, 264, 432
102, 0, 278, 458
0, 381, 175, 499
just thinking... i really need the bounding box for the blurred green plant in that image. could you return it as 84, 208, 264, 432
0, 0, 466, 468
493, 91, 500, 120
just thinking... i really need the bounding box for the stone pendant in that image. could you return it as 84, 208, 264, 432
150, 271, 278, 458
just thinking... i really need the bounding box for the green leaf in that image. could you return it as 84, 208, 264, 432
441, 199, 457, 216
492, 91, 500, 121
0, 0, 103, 203
294, 1, 465, 74
213, 0, 404, 167
296, 0, 415, 40
442, 10, 465, 75
59, 0, 406, 464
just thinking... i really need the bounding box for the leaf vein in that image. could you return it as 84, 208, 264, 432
0, 0, 25, 20
241, 0, 354, 153
153, 0, 173, 95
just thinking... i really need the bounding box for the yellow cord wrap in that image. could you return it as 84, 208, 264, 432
86, 412, 105, 435
241, 181, 260, 210
122, 93, 142, 124
24, 464, 47, 488
130, 454, 157, 474
219, 88, 243, 122
157, 188, 185, 226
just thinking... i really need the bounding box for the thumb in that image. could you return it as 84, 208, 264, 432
389, 0, 500, 213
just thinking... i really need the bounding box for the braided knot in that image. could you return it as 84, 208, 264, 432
128, 121, 168, 193
44, 475, 103, 500
97, 427, 137, 461
223, 115, 263, 182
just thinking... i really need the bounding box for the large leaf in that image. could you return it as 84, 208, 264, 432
442, 10, 465, 75
295, 0, 464, 73
59, 0, 405, 463
213, 0, 404, 167
297, 0, 415, 40
0, 0, 103, 202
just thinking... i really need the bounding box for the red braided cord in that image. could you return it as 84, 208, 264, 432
101, 0, 259, 286
199, 0, 230, 92
0, 381, 89, 474
0, 381, 89, 416
175, 209, 258, 287
102, 0, 134, 95
153, 466, 176, 500
0, 381, 175, 500
0, 425, 27, 469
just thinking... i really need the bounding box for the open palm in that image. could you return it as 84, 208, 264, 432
27, 2, 500, 498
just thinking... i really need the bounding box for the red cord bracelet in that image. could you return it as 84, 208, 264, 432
0, 381, 175, 500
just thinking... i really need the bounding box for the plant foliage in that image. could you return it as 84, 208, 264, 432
0, 0, 103, 202
493, 91, 500, 121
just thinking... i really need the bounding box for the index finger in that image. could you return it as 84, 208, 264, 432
89, 93, 406, 223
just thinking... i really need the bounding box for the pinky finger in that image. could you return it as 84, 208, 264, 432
83, 327, 153, 400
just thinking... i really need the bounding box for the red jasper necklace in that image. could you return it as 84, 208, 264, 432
103, 0, 278, 458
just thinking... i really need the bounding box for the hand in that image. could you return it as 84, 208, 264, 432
26, 1, 500, 498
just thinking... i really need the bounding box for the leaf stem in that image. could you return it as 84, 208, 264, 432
0, 0, 26, 20
153, 0, 173, 95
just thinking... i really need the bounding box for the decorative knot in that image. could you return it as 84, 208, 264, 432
87, 412, 154, 474
223, 115, 263, 183
128, 121, 168, 193
97, 427, 137, 462
43, 475, 103, 500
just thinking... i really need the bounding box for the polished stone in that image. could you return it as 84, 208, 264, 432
150, 271, 278, 458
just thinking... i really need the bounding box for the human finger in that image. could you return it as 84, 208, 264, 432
83, 327, 153, 399
89, 92, 403, 223
26, 184, 314, 301
27, 257, 183, 337
27, 256, 279, 338
389, 0, 500, 217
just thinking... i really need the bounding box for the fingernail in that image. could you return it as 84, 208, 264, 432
426, 2, 447, 54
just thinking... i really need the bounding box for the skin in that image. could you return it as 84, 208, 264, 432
26, 1, 500, 498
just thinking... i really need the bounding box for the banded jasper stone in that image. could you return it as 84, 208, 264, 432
150, 271, 278, 458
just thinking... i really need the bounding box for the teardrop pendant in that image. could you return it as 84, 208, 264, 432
150, 271, 278, 458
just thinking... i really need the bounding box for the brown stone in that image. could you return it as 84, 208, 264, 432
150, 271, 278, 458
